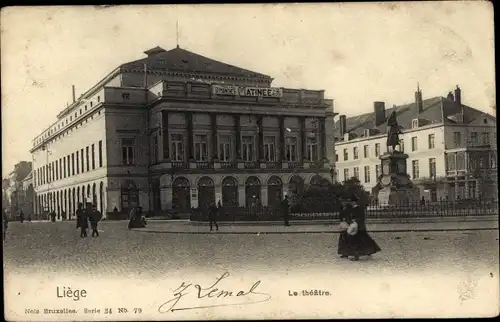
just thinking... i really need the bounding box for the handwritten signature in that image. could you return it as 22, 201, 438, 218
158, 272, 272, 313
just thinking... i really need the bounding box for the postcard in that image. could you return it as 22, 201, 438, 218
2, 2, 498, 320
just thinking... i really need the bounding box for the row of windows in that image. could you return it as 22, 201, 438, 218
34, 141, 103, 186
341, 158, 437, 183
338, 134, 437, 162
454, 131, 492, 147
147, 134, 321, 164
34, 102, 102, 146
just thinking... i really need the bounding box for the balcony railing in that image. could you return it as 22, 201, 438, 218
196, 161, 214, 169
171, 161, 188, 169
266, 162, 282, 170
287, 162, 303, 169
219, 161, 237, 169
244, 161, 259, 169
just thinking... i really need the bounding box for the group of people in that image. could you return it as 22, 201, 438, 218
76, 202, 103, 238
337, 197, 381, 261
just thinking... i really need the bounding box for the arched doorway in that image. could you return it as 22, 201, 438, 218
63, 190, 67, 219
267, 176, 283, 208
67, 189, 72, 219
57, 191, 61, 216
99, 182, 104, 214
92, 183, 97, 206
222, 176, 238, 207
198, 176, 215, 210
245, 176, 261, 209
121, 181, 139, 214
172, 177, 191, 212
76, 187, 79, 209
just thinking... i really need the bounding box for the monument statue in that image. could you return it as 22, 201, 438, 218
373, 110, 420, 207
386, 111, 402, 152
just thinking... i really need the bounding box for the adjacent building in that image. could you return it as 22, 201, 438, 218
30, 46, 335, 218
334, 86, 497, 202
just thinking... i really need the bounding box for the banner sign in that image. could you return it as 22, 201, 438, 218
212, 85, 283, 97
212, 85, 238, 96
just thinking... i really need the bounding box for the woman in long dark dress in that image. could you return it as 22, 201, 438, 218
348, 201, 381, 260
337, 203, 352, 259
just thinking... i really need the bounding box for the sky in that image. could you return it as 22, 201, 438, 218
1, 2, 495, 176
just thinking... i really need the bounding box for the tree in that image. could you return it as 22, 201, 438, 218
342, 177, 370, 205
13, 161, 32, 182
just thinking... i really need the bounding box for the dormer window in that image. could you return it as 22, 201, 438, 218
412, 119, 419, 129
364, 129, 370, 137
122, 93, 130, 100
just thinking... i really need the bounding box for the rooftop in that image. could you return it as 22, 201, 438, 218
120, 46, 272, 80
333, 89, 495, 140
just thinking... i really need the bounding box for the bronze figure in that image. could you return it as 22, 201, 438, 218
386, 111, 402, 152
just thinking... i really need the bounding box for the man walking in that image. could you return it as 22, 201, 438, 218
282, 194, 290, 226
209, 202, 219, 231
89, 204, 102, 237
19, 210, 24, 223
76, 203, 88, 238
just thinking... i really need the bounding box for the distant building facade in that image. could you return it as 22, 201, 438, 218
30, 46, 335, 218
334, 86, 497, 202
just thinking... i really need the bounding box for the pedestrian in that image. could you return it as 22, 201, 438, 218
2, 209, 8, 241
208, 202, 219, 231
19, 210, 24, 223
89, 204, 102, 237
76, 203, 83, 229
128, 207, 136, 229
28, 213, 32, 222
337, 202, 352, 259
282, 195, 290, 226
77, 205, 88, 238
346, 198, 381, 261
137, 207, 146, 227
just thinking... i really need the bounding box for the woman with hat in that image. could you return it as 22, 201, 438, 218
347, 197, 381, 261
337, 200, 353, 259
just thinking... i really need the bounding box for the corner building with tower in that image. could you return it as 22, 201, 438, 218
30, 46, 336, 218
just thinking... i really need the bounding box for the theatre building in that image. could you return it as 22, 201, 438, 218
30, 46, 335, 218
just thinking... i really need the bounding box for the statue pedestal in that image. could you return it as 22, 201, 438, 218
375, 151, 420, 207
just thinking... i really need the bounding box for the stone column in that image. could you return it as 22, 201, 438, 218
162, 111, 169, 160
320, 117, 326, 161
261, 186, 268, 206
160, 186, 173, 210
191, 188, 199, 208
238, 186, 246, 207
211, 113, 218, 160
279, 116, 285, 162
258, 115, 264, 161
186, 112, 194, 160
300, 117, 307, 161
235, 114, 241, 160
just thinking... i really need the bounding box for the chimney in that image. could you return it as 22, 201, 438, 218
447, 91, 454, 101
72, 85, 76, 103
339, 115, 347, 137
374, 101, 386, 126
454, 85, 462, 106
415, 85, 423, 112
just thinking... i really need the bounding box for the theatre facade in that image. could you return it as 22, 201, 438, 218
31, 46, 335, 217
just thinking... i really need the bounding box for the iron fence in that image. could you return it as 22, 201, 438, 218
189, 198, 499, 222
